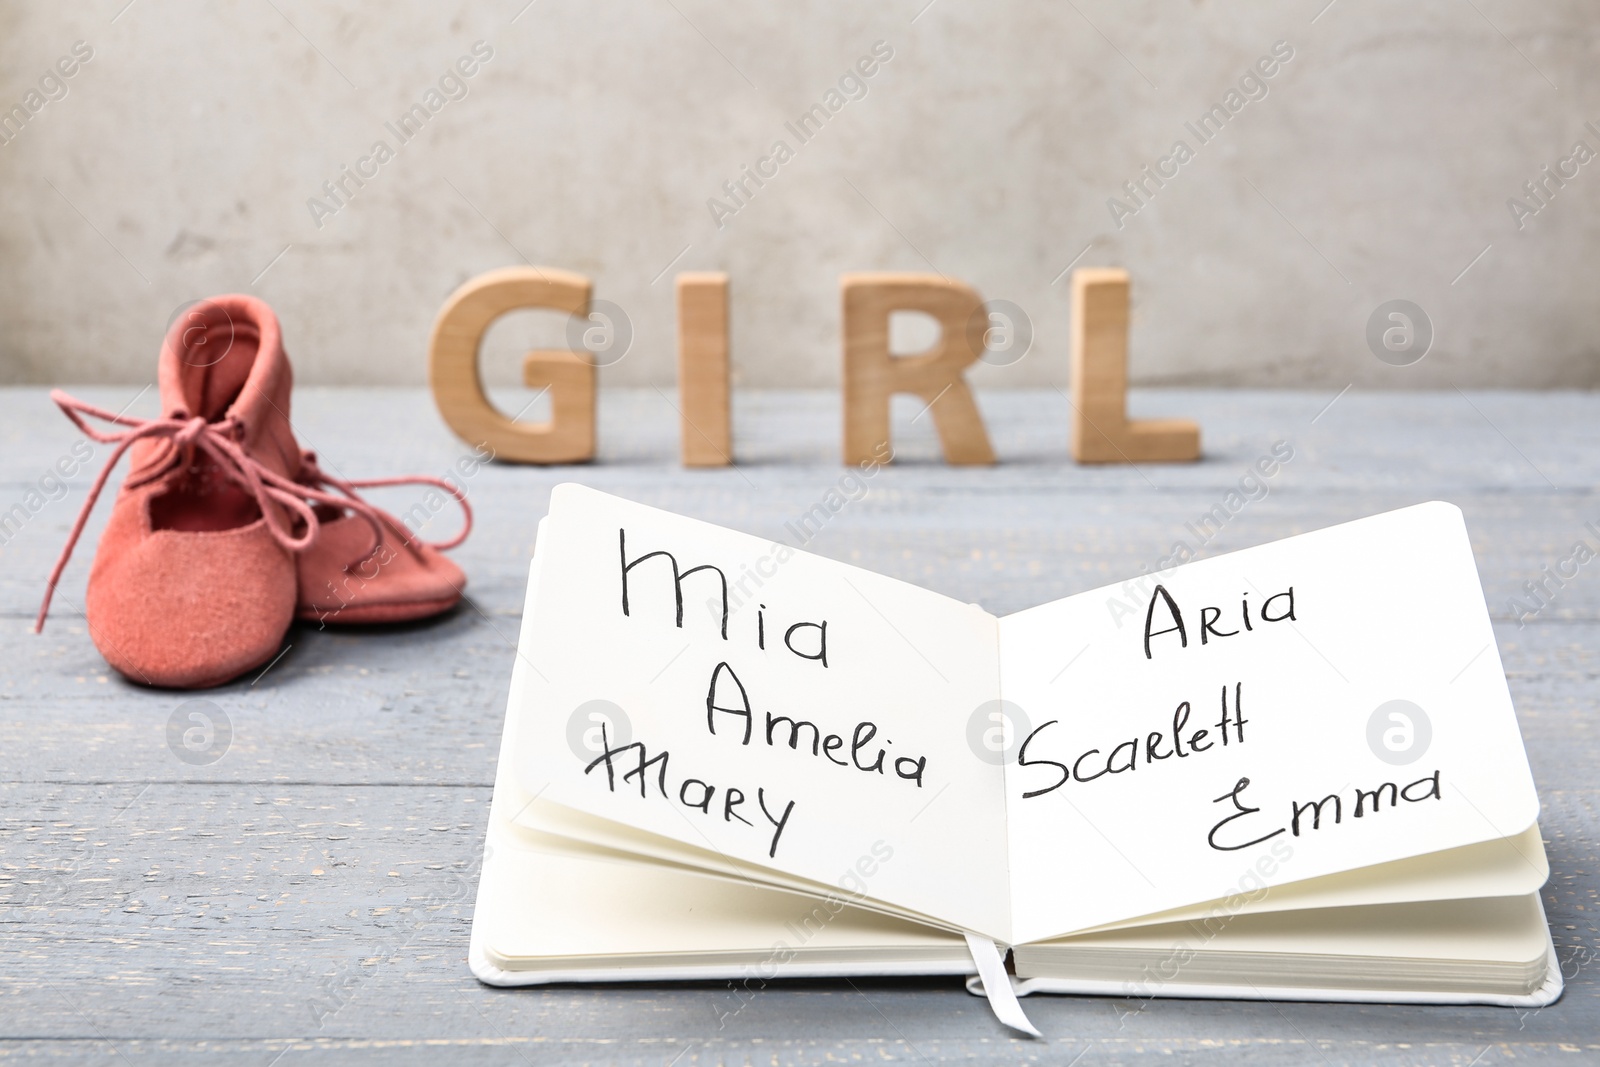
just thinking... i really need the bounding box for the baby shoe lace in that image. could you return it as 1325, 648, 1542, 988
35, 389, 472, 631
294, 450, 472, 557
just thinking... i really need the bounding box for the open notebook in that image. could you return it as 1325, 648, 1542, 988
468, 484, 1560, 1035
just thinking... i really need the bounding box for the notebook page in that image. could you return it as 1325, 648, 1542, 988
1072, 825, 1548, 935
514, 484, 1011, 939
1000, 502, 1540, 945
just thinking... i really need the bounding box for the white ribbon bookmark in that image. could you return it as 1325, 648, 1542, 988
963, 932, 1042, 1038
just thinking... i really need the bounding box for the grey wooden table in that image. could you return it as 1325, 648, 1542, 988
2, 385, 1597, 1065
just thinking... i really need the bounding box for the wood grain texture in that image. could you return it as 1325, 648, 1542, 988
841, 273, 995, 466
3, 386, 1599, 1063
1071, 268, 1201, 464
428, 267, 596, 464
676, 272, 731, 467
519, 349, 596, 463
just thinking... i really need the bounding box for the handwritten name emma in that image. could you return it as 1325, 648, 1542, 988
1207, 772, 1444, 851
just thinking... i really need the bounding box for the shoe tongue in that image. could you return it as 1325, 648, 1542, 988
159, 296, 289, 433
157, 294, 299, 483
164, 302, 259, 421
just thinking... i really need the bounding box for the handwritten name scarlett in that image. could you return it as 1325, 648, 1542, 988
1017, 682, 1248, 798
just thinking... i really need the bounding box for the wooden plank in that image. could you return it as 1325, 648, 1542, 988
0, 1037, 1594, 1065
9, 386, 1600, 489
1, 618, 1596, 791
14, 481, 1600, 620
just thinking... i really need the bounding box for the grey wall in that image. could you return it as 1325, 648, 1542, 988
2, 0, 1597, 391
